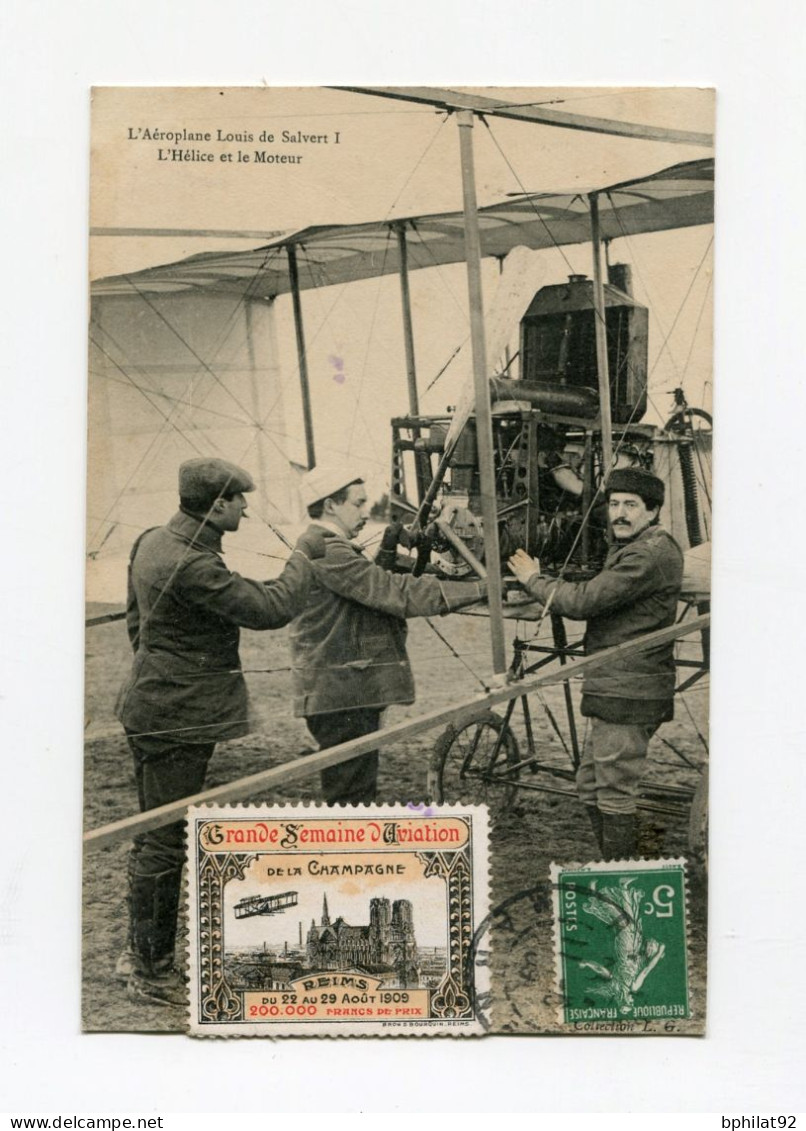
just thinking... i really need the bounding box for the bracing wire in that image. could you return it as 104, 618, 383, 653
407, 220, 472, 321
89, 326, 296, 554
480, 117, 578, 277
422, 341, 467, 397
422, 617, 490, 692
247, 116, 455, 441
606, 193, 714, 392
87, 325, 218, 549
92, 370, 256, 430
89, 336, 213, 460
679, 272, 714, 391
87, 514, 289, 562
122, 274, 275, 430
93, 113, 478, 665
384, 112, 452, 214
87, 247, 284, 548
347, 226, 394, 459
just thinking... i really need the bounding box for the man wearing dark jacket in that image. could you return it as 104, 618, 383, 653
291, 465, 487, 806
115, 457, 316, 1005
508, 467, 683, 859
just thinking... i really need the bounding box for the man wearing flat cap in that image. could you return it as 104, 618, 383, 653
291, 464, 487, 807
115, 457, 319, 1006
509, 467, 683, 859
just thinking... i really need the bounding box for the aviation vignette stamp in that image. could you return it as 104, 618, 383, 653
188, 803, 489, 1036
551, 859, 690, 1030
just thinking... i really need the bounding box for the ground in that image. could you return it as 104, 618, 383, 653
83, 605, 708, 1034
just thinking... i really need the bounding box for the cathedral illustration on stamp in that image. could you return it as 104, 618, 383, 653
187, 804, 489, 1036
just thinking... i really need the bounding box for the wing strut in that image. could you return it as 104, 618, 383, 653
457, 109, 507, 676
287, 245, 317, 470
589, 193, 614, 473
396, 223, 429, 503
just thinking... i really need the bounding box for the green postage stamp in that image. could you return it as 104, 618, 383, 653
551, 859, 689, 1030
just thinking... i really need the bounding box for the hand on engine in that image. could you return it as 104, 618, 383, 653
508, 548, 540, 585
398, 523, 417, 550
379, 522, 404, 552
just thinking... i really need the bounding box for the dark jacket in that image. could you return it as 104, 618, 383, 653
523, 524, 683, 714
116, 510, 310, 744
289, 525, 486, 717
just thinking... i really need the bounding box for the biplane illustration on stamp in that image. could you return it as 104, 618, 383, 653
187, 804, 489, 1036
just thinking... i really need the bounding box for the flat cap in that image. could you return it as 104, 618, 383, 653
178, 458, 255, 505
606, 467, 665, 509
300, 464, 363, 508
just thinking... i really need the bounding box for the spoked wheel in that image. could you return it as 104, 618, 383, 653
665, 406, 713, 437
666, 406, 713, 547
427, 711, 521, 813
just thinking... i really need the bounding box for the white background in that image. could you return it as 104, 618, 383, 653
2, 0, 805, 1115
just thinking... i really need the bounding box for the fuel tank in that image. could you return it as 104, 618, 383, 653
518, 270, 648, 423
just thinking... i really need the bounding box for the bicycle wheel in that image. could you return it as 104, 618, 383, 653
428, 711, 521, 813
665, 407, 713, 436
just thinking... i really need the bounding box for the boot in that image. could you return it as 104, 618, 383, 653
636, 817, 666, 859
128, 960, 187, 1007
602, 812, 637, 860
126, 867, 185, 1006
585, 806, 604, 857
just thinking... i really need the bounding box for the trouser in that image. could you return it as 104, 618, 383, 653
305, 708, 382, 805
125, 732, 215, 971
576, 717, 657, 815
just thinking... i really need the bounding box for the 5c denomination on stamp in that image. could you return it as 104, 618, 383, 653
187, 804, 489, 1036
551, 859, 690, 1030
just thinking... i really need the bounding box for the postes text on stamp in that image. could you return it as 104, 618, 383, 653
551, 859, 689, 1030
188, 804, 489, 1036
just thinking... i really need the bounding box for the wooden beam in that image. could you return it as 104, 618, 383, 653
457, 109, 507, 676
395, 224, 430, 503
337, 87, 714, 148
83, 614, 708, 849
287, 245, 316, 470
86, 610, 126, 627
435, 519, 487, 578
396, 224, 420, 417
90, 227, 289, 239
590, 194, 614, 472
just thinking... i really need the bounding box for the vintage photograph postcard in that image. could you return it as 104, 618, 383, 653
84, 86, 712, 1035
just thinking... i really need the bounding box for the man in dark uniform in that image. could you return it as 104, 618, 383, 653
508, 467, 684, 859
290, 465, 487, 806
115, 457, 318, 1005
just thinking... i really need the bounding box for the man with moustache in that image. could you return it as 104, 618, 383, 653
115, 457, 320, 1005
291, 465, 487, 807
508, 467, 683, 859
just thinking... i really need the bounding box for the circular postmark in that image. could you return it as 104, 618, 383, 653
467, 881, 562, 1033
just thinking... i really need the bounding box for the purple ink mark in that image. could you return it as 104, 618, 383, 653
329, 355, 346, 385
406, 801, 435, 816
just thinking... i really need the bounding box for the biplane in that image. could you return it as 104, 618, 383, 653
85, 87, 712, 853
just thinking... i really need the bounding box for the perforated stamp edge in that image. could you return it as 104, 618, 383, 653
550, 857, 692, 1035
186, 802, 490, 1037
